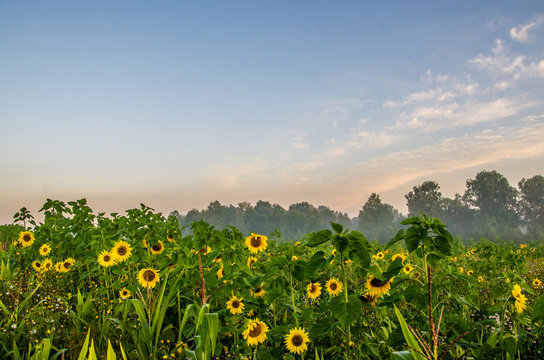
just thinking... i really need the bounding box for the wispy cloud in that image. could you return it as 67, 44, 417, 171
510, 14, 544, 42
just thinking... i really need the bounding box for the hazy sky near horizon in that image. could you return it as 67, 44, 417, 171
1, 1, 544, 224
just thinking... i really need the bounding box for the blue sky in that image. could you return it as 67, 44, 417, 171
1, 1, 543, 224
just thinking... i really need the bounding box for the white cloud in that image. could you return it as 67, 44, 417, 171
510, 14, 544, 43
292, 133, 308, 150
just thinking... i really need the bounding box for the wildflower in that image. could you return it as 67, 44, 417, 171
112, 240, 132, 263
97, 250, 115, 267
458, 267, 464, 273
292, 256, 298, 261
245, 233, 268, 254
403, 264, 413, 275
243, 319, 269, 346
137, 268, 160, 288
284, 327, 310, 355
467, 270, 474, 276
533, 278, 542, 288
18, 231, 35, 247
373, 252, 384, 260
306, 282, 322, 299
150, 240, 164, 255
32, 261, 43, 272
119, 288, 131, 300
39, 244, 51, 256
247, 257, 258, 268
250, 284, 265, 298
366, 275, 393, 297
478, 276, 484, 283
325, 278, 343, 297
216, 266, 225, 279
42, 259, 52, 271
392, 253, 407, 263
226, 296, 244, 315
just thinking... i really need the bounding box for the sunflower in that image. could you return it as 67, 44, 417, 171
18, 231, 35, 247
392, 253, 407, 262
60, 258, 75, 272
332, 249, 337, 256
32, 261, 43, 272
512, 284, 522, 298
251, 284, 265, 298
226, 296, 244, 315
42, 259, 52, 271
361, 292, 378, 306
119, 288, 131, 300
247, 257, 258, 268
515, 294, 527, 313
213, 254, 223, 263
478, 276, 484, 283
373, 252, 384, 260
167, 233, 175, 243
325, 278, 343, 297
150, 240, 165, 255
403, 264, 414, 275
175, 341, 188, 355
516, 249, 521, 254
245, 233, 268, 254
458, 267, 464, 273
467, 270, 474, 276
533, 278, 542, 288
137, 268, 160, 288
284, 327, 310, 355
531, 247, 536, 253
199, 245, 211, 255
54, 262, 64, 273
112, 240, 132, 262
366, 275, 393, 297
216, 266, 225, 279
306, 282, 322, 299
292, 256, 299, 261
242, 319, 269, 346
97, 250, 115, 267
39, 244, 51, 256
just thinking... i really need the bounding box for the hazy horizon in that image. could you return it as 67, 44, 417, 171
2, 1, 543, 225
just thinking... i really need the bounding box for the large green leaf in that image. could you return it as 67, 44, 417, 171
347, 231, 371, 269
532, 293, 544, 322
331, 234, 348, 253
330, 222, 344, 234
329, 294, 362, 328
394, 305, 426, 360
305, 251, 327, 279
305, 230, 332, 247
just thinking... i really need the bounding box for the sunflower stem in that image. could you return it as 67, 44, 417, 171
198, 252, 206, 305
340, 253, 351, 346
289, 267, 299, 327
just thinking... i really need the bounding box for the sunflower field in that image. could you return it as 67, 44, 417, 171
1, 199, 544, 359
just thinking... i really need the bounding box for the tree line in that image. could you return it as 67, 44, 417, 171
171, 170, 544, 243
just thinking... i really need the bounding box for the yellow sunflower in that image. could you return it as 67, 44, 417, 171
18, 231, 35, 248
39, 244, 51, 256
112, 240, 132, 262
530, 247, 536, 253
216, 266, 225, 279
60, 258, 75, 273
150, 240, 165, 255
137, 268, 160, 288
392, 253, 407, 262
251, 284, 265, 298
167, 233, 175, 243
533, 278, 542, 288
292, 256, 299, 261
97, 250, 115, 267
42, 259, 52, 271
458, 267, 464, 273
478, 276, 484, 283
361, 291, 378, 306
467, 270, 474, 276
119, 288, 131, 300
284, 327, 310, 355
247, 257, 258, 268
306, 282, 322, 299
242, 319, 269, 346
403, 264, 414, 275
54, 261, 64, 273
365, 275, 393, 297
213, 254, 223, 263
245, 233, 268, 254
198, 245, 211, 255
325, 278, 343, 297
32, 260, 43, 272
226, 296, 244, 315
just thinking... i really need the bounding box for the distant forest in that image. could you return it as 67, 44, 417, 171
171, 170, 544, 243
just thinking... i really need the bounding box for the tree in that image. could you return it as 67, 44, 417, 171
405, 181, 444, 218
441, 193, 475, 239
463, 170, 519, 227
358, 193, 398, 242
518, 175, 544, 234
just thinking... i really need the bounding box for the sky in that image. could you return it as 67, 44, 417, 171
1, 1, 544, 224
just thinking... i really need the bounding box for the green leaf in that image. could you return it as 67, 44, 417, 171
532, 293, 544, 322
305, 251, 327, 279
329, 294, 362, 328
305, 230, 332, 247
331, 234, 348, 253
405, 226, 425, 252
106, 340, 117, 360
390, 351, 414, 360
393, 305, 426, 360
385, 230, 405, 250
292, 261, 307, 282
330, 222, 344, 234
381, 258, 403, 281
77, 328, 91, 360
347, 231, 371, 269
401, 216, 422, 226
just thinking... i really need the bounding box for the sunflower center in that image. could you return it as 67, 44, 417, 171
310, 285, 317, 293
232, 300, 240, 308
104, 254, 111, 262
250, 236, 262, 247
152, 244, 162, 251
122, 291, 128, 296
370, 278, 385, 287
330, 282, 337, 290
248, 323, 262, 337
35, 262, 41, 268
117, 246, 127, 256
23, 234, 31, 242
255, 286, 262, 292
291, 334, 304, 347
143, 270, 156, 282
63, 262, 71, 269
